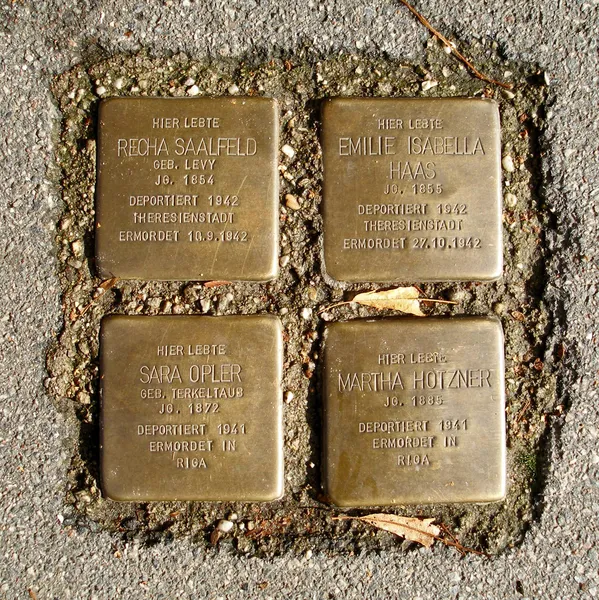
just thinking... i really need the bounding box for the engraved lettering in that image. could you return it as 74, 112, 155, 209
137, 423, 206, 436
188, 363, 242, 384
412, 369, 493, 390
338, 136, 396, 156
149, 440, 213, 452
408, 118, 443, 130
377, 118, 404, 130
372, 436, 435, 449
173, 137, 257, 156
358, 421, 429, 433
117, 138, 169, 157
388, 161, 436, 180
407, 136, 485, 155
176, 457, 208, 469
397, 454, 430, 467
338, 371, 404, 392
358, 203, 428, 215
342, 237, 407, 250
139, 365, 182, 384
378, 353, 406, 365
152, 116, 221, 129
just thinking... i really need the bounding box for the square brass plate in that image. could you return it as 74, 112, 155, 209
323, 317, 506, 506
321, 98, 502, 282
100, 315, 283, 501
96, 97, 279, 281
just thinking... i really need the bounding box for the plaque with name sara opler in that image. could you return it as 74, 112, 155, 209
95, 97, 279, 281
321, 98, 503, 282
323, 317, 506, 506
100, 315, 284, 502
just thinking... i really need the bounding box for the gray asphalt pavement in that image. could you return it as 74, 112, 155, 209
1, 1, 598, 598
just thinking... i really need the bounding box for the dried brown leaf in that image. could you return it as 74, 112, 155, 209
352, 287, 426, 316
334, 513, 440, 548
320, 286, 456, 315
78, 277, 120, 318
98, 276, 119, 292
360, 514, 440, 548
210, 529, 222, 546
511, 310, 526, 322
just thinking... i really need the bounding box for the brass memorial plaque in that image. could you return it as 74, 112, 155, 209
321, 98, 502, 282
96, 97, 279, 281
323, 317, 506, 506
100, 315, 284, 501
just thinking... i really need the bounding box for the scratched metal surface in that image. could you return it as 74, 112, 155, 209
323, 317, 505, 506
96, 97, 279, 281
322, 98, 502, 282
100, 315, 283, 502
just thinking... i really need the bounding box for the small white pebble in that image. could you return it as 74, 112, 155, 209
114, 78, 124, 90
284, 391, 294, 404
504, 193, 518, 208
280, 307, 289, 315
217, 519, 234, 533
443, 45, 452, 54
96, 86, 107, 96
285, 194, 301, 210
281, 144, 295, 159
305, 550, 313, 559
501, 89, 516, 100
301, 307, 313, 320
355, 65, 363, 75
199, 298, 211, 313
228, 513, 238, 521
279, 254, 290, 268
71, 240, 83, 256
228, 84, 239, 94
502, 155, 515, 173
187, 85, 200, 96
421, 80, 438, 91
441, 66, 451, 78
184, 77, 195, 86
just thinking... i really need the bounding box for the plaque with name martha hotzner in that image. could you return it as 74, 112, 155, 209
321, 98, 502, 282
95, 97, 279, 281
100, 315, 284, 502
323, 317, 506, 506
